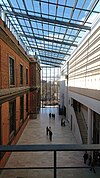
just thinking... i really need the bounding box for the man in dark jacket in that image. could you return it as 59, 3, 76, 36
83, 151, 88, 164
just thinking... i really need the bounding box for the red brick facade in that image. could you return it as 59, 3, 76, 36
0, 19, 41, 167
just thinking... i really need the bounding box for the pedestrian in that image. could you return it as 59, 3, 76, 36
49, 113, 51, 118
83, 151, 88, 164
61, 118, 63, 126
49, 130, 53, 141
88, 154, 92, 165
90, 159, 96, 173
53, 114, 55, 119
61, 118, 65, 126
49, 126, 51, 131
46, 126, 49, 135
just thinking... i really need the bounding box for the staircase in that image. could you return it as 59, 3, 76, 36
76, 112, 88, 144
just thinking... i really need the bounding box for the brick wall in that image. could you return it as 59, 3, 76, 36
0, 45, 1, 88
0, 19, 31, 146
0, 39, 9, 89
16, 96, 20, 131
0, 40, 29, 89
1, 102, 9, 145
24, 93, 26, 119
0, 18, 40, 166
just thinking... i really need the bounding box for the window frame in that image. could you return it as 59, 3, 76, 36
20, 95, 24, 122
20, 64, 23, 85
26, 68, 28, 85
9, 57, 15, 86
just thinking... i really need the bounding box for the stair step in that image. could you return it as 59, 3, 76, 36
76, 112, 87, 144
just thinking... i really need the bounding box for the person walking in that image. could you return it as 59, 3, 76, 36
90, 159, 96, 173
61, 118, 65, 126
49, 130, 53, 141
46, 126, 49, 135
88, 154, 92, 165
49, 126, 51, 131
83, 151, 88, 164
49, 113, 51, 118
61, 118, 63, 126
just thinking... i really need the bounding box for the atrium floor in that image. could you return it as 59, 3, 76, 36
0, 107, 99, 178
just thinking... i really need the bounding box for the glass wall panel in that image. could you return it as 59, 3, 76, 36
41, 67, 60, 107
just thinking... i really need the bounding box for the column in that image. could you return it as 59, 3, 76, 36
88, 108, 92, 144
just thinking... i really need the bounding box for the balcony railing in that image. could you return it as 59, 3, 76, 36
0, 144, 100, 178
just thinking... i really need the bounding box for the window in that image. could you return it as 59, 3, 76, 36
9, 101, 16, 134
41, 67, 60, 107
26, 68, 28, 84
26, 93, 28, 113
20, 96, 24, 121
20, 64, 23, 85
9, 57, 15, 85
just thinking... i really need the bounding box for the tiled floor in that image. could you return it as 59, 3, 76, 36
0, 107, 99, 178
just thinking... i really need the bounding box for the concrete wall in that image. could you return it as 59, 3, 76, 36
68, 103, 82, 143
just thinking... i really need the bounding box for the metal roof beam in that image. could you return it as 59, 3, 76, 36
6, 11, 91, 30
21, 34, 77, 47
40, 60, 62, 65
36, 36, 77, 47
3, 5, 97, 25
18, 28, 82, 39
41, 62, 60, 67
23, 34, 78, 44
40, 55, 66, 61
35, 0, 99, 14
27, 46, 70, 56
27, 45, 73, 51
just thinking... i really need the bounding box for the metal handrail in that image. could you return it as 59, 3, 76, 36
0, 144, 100, 178
1, 144, 100, 152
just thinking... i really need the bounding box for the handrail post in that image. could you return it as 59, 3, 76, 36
54, 150, 56, 178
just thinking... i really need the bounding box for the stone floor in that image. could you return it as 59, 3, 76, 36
0, 107, 99, 178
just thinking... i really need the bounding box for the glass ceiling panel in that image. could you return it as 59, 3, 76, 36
16, 0, 25, 9
24, 0, 33, 11
0, 0, 99, 67
34, 1, 40, 12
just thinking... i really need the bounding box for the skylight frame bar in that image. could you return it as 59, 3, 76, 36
34, 0, 99, 14
5, 10, 91, 30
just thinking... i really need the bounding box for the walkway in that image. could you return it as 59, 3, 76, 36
0, 107, 99, 178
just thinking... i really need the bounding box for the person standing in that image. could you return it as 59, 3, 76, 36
83, 151, 88, 164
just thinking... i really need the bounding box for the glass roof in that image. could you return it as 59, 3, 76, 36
0, 0, 100, 67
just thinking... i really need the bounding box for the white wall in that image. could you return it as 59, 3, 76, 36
60, 15, 100, 142
68, 20, 100, 91
69, 91, 100, 115
68, 104, 82, 143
